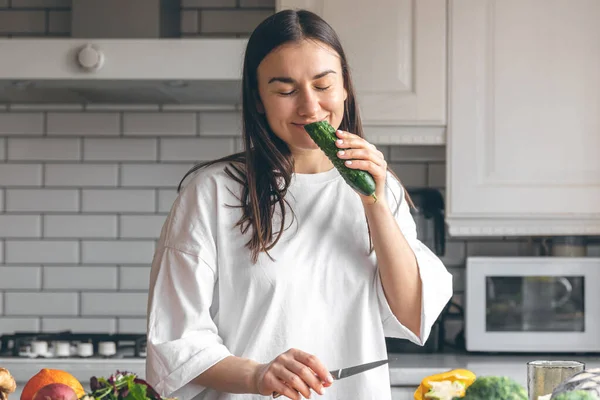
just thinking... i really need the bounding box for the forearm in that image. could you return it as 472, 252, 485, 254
192, 355, 260, 394
365, 201, 422, 337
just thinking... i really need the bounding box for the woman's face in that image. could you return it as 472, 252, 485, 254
256, 39, 348, 152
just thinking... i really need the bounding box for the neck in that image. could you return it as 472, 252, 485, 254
291, 148, 334, 174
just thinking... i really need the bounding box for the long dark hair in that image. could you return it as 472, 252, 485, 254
178, 9, 411, 264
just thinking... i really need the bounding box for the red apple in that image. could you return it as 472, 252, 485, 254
32, 383, 78, 400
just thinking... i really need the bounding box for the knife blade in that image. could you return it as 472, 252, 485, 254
272, 359, 388, 398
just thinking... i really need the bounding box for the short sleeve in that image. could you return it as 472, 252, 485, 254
146, 169, 233, 399
376, 172, 453, 345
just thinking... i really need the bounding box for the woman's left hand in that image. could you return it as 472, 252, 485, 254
335, 129, 388, 206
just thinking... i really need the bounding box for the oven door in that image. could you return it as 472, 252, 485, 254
465, 257, 600, 352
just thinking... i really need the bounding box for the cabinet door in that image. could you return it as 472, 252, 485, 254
276, 0, 447, 144
447, 0, 600, 236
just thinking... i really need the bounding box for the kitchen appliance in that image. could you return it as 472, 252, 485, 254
465, 257, 600, 353
0, 0, 246, 105
407, 188, 446, 256
0, 331, 146, 359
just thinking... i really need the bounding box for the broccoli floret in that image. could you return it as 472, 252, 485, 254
458, 376, 527, 400
552, 391, 598, 400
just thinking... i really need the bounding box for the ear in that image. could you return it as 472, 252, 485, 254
343, 87, 348, 101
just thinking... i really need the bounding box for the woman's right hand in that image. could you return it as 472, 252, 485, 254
253, 348, 334, 399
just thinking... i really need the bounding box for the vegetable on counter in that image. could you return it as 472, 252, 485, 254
0, 368, 17, 400
303, 121, 378, 202
81, 371, 175, 400
460, 376, 527, 400
414, 369, 477, 400
551, 368, 600, 400
552, 391, 599, 400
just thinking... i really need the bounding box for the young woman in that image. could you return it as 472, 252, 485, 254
146, 8, 452, 400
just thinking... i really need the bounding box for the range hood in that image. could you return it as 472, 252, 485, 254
0, 0, 247, 105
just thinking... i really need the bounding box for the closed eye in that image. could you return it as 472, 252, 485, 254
278, 86, 331, 96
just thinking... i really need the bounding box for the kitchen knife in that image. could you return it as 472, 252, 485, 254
272, 358, 388, 398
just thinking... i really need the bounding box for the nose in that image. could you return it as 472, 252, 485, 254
297, 88, 320, 118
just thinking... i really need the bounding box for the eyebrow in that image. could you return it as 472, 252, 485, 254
267, 69, 336, 84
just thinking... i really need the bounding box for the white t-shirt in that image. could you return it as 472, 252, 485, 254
146, 162, 453, 400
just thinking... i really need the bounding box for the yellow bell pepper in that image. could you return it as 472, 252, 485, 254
414, 369, 477, 400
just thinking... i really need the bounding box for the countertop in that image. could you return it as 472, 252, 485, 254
3, 352, 600, 396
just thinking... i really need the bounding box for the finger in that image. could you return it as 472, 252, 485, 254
337, 148, 385, 166
273, 363, 312, 398
291, 350, 334, 388
344, 159, 386, 177
286, 359, 326, 395
272, 381, 301, 400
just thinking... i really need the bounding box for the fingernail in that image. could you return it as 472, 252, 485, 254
320, 388, 326, 395
327, 374, 334, 383
345, 160, 352, 165
337, 150, 345, 156
336, 139, 343, 145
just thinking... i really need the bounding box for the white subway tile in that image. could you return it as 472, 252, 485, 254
9, 104, 82, 111
5, 240, 79, 263
0, 189, 3, 212
428, 163, 446, 188
180, 9, 198, 33
181, 0, 236, 7
0, 138, 5, 161
84, 138, 157, 161
120, 215, 167, 239
240, 0, 274, 6
158, 189, 178, 212
160, 138, 234, 161
81, 292, 148, 316
8, 138, 80, 161
44, 215, 117, 238
388, 163, 428, 188
123, 113, 196, 136
82, 240, 155, 264
0, 164, 42, 186
119, 266, 151, 290
5, 292, 78, 316
200, 9, 272, 34
0, 113, 43, 135
47, 10, 69, 33
6, 189, 79, 212
198, 111, 241, 137
0, 266, 41, 289
85, 104, 159, 111
118, 318, 147, 334
82, 189, 155, 212
45, 164, 118, 187
41, 317, 117, 333
121, 164, 193, 187
0, 215, 41, 237
235, 138, 244, 152
0, 317, 40, 333
11, 0, 71, 7
47, 112, 120, 136
43, 266, 118, 290
0, 238, 3, 262
466, 240, 533, 257
390, 145, 446, 162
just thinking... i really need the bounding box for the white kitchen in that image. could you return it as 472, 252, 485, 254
1, 1, 600, 400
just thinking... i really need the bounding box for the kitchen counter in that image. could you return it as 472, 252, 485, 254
3, 353, 600, 397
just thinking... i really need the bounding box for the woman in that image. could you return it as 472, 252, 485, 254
146, 8, 452, 400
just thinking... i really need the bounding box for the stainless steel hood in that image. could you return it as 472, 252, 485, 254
0, 0, 247, 105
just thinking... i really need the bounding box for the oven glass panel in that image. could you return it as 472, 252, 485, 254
486, 276, 584, 332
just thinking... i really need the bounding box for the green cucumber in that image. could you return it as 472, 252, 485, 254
304, 121, 377, 202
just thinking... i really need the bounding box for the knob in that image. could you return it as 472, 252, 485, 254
98, 341, 116, 357
76, 44, 105, 72
54, 342, 71, 357
31, 341, 48, 357
77, 342, 94, 357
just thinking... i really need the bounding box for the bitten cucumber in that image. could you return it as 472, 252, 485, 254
303, 121, 377, 202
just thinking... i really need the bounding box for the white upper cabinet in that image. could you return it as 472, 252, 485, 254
446, 0, 600, 236
276, 0, 447, 145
